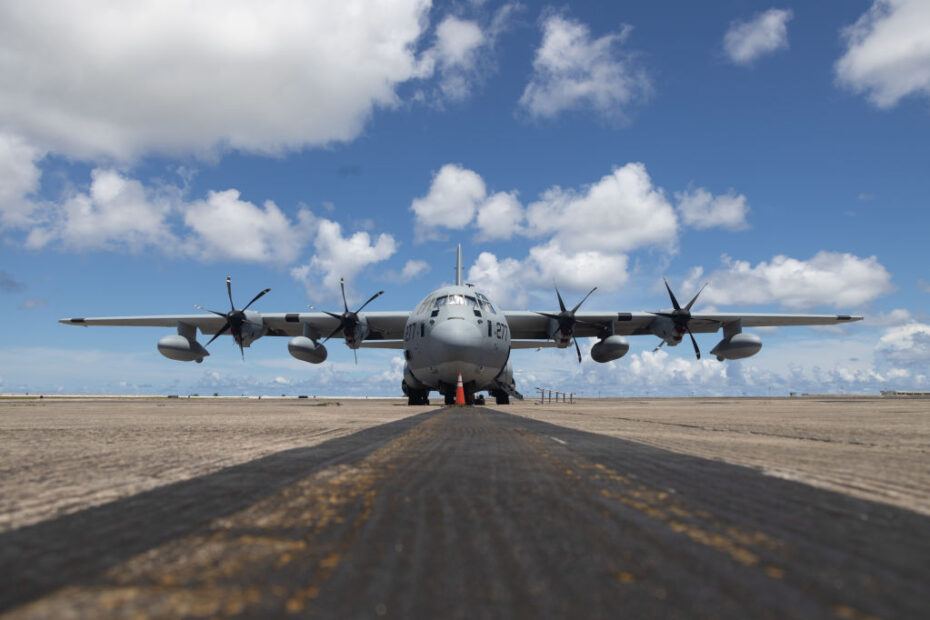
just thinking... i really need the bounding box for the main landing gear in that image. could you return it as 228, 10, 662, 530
407, 392, 429, 406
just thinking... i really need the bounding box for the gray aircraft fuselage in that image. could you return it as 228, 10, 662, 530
402, 284, 511, 402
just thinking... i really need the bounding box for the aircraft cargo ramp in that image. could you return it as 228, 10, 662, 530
1, 397, 928, 618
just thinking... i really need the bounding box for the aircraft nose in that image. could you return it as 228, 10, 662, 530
430, 318, 484, 363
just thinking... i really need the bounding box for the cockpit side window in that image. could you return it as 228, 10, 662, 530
475, 293, 495, 314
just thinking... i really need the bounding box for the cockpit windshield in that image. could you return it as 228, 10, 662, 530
433, 295, 477, 308
475, 293, 495, 314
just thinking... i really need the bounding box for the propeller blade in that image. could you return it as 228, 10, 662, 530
242, 288, 271, 311
533, 311, 561, 320
195, 305, 227, 318
339, 278, 349, 313
238, 341, 245, 360
573, 337, 582, 363
555, 286, 567, 312
205, 322, 231, 347
323, 323, 344, 343
226, 276, 235, 311
353, 348, 358, 365
684, 283, 707, 312
355, 290, 384, 313
687, 326, 701, 359
663, 278, 681, 311
653, 340, 666, 353
571, 287, 598, 313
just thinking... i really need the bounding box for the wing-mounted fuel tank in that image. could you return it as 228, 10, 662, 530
288, 337, 328, 364
710, 320, 762, 361
158, 322, 209, 362
590, 335, 630, 363
288, 323, 328, 364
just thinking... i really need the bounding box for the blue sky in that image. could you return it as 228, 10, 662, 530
1, 0, 928, 396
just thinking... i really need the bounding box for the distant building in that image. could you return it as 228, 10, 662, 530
880, 391, 930, 398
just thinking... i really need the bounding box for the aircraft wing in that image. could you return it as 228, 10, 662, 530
683, 313, 862, 333
504, 310, 862, 339
60, 311, 412, 340
60, 315, 230, 333
260, 311, 409, 340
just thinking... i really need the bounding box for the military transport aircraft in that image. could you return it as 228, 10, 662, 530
60, 246, 862, 405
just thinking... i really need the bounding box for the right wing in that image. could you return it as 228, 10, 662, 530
60, 311, 411, 341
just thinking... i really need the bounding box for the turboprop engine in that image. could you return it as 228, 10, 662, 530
158, 334, 209, 363
590, 335, 630, 363
288, 336, 328, 364
710, 333, 762, 361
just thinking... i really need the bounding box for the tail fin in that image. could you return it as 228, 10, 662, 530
455, 244, 463, 286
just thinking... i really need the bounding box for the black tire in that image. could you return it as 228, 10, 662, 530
495, 394, 510, 405
407, 389, 429, 406
444, 392, 456, 405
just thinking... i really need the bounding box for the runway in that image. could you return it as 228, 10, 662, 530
1, 397, 928, 618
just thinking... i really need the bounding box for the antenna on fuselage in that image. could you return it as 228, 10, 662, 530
455, 244, 463, 286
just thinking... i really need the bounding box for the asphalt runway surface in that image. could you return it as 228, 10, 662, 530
1, 397, 928, 618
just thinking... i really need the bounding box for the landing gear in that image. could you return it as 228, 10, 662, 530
407, 392, 429, 406
490, 389, 510, 405
444, 392, 456, 405
402, 380, 429, 406
474, 394, 486, 405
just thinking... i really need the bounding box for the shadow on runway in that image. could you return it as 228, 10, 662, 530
0, 409, 442, 612
3, 406, 929, 618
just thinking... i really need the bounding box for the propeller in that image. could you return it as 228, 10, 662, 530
195, 276, 270, 360
653, 278, 706, 359
534, 286, 598, 362
310, 277, 383, 364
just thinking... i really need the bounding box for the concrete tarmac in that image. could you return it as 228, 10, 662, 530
1, 397, 928, 618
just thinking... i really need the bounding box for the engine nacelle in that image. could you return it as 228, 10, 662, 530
288, 336, 328, 364
590, 335, 630, 363
710, 333, 762, 361
158, 334, 209, 362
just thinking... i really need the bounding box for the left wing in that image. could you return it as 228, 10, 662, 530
504, 310, 862, 339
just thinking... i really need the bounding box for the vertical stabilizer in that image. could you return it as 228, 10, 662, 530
455, 244, 463, 286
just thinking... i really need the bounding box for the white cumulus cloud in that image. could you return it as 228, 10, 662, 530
292, 220, 397, 301
411, 164, 488, 241
467, 242, 628, 309
184, 190, 314, 264
676, 187, 750, 231
519, 14, 651, 120
835, 0, 930, 108
0, 0, 430, 160
684, 252, 894, 310
0, 132, 44, 228
723, 8, 794, 66
26, 169, 177, 253
876, 322, 930, 365
475, 191, 523, 240
525, 163, 678, 254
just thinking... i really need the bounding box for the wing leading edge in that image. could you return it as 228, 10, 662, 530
60, 311, 411, 340
504, 311, 862, 340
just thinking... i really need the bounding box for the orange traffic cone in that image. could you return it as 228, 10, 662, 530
455, 373, 465, 405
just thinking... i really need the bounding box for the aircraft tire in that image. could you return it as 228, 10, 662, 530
495, 393, 510, 405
